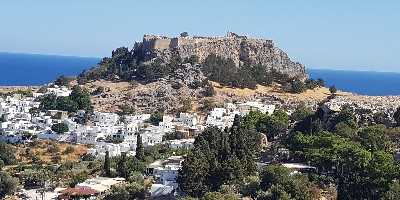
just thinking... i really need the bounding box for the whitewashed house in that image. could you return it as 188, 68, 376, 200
46, 85, 72, 97
166, 139, 195, 149
237, 101, 275, 115
148, 156, 184, 197
177, 113, 198, 127
93, 112, 120, 127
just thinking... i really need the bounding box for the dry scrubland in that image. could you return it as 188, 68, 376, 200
14, 140, 88, 165
82, 80, 352, 113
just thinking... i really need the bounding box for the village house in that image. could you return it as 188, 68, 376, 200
92, 111, 120, 127
237, 101, 276, 115
46, 85, 72, 97
166, 138, 195, 149
176, 112, 198, 127
148, 156, 184, 198
57, 177, 125, 199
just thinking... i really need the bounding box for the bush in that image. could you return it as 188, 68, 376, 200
290, 79, 306, 93
91, 86, 105, 95
0, 143, 16, 165
47, 144, 60, 154
39, 85, 92, 113
81, 154, 96, 161
202, 82, 216, 97
55, 75, 74, 86
51, 123, 69, 134
64, 146, 75, 154
329, 85, 337, 94
52, 154, 62, 164
0, 172, 18, 198
149, 112, 163, 126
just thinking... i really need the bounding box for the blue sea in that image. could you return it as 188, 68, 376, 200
0, 52, 100, 86
308, 69, 400, 96
0, 52, 399, 96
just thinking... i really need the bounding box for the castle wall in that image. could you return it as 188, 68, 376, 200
137, 34, 307, 79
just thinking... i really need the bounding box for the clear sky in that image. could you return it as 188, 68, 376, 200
1, 0, 399, 72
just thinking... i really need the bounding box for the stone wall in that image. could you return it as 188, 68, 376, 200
136, 33, 307, 79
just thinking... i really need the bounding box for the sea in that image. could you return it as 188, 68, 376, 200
0, 52, 100, 86
308, 69, 400, 96
0, 52, 399, 96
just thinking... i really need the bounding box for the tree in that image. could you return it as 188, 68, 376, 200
135, 134, 145, 161
329, 85, 337, 95
39, 94, 58, 111
178, 148, 211, 197
290, 79, 306, 93
178, 125, 261, 197
117, 152, 128, 178
202, 191, 240, 200
290, 104, 313, 122
54, 75, 73, 86
203, 81, 216, 97
334, 122, 357, 139
256, 109, 289, 140
240, 175, 260, 198
0, 160, 4, 170
56, 96, 78, 112
241, 110, 267, 129
393, 107, 400, 127
316, 78, 325, 87
232, 114, 241, 128
332, 106, 357, 130
382, 181, 400, 200
21, 169, 50, 189
104, 182, 146, 200
0, 114, 5, 122
180, 32, 189, 37
357, 125, 393, 152
259, 165, 317, 200
0, 143, 16, 165
287, 130, 399, 200
0, 172, 18, 198
68, 171, 88, 187
104, 151, 111, 177
149, 112, 163, 126
70, 85, 92, 112
51, 123, 69, 134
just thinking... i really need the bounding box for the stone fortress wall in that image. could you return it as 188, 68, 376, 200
137, 32, 307, 79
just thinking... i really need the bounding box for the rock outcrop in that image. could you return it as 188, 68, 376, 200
133, 32, 307, 79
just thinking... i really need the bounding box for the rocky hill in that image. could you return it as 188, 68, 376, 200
134, 32, 307, 79
77, 32, 314, 113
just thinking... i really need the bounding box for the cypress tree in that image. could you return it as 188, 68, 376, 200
117, 152, 128, 178
232, 114, 241, 129
135, 134, 145, 161
104, 151, 111, 177
394, 107, 400, 126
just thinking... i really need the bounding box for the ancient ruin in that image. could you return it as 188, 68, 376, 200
133, 32, 307, 79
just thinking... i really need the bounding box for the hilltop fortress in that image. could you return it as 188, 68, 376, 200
133, 32, 307, 79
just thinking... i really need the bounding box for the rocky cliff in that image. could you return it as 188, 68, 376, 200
133, 32, 307, 79
78, 32, 311, 113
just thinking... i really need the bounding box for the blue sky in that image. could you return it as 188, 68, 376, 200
1, 0, 399, 72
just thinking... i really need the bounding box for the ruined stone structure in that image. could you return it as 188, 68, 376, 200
134, 32, 307, 79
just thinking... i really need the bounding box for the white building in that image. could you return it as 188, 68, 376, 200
206, 108, 239, 129
237, 101, 275, 115
166, 138, 195, 149
177, 113, 198, 127
92, 112, 120, 127
46, 85, 72, 97
148, 156, 184, 197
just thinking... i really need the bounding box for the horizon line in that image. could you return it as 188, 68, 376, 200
1, 51, 399, 74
